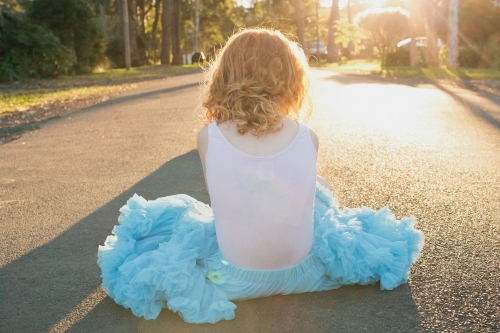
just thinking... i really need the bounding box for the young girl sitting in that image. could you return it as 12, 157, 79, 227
97, 28, 424, 324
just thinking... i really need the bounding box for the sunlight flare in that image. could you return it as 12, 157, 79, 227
48, 287, 107, 333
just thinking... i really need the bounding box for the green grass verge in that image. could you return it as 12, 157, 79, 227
69, 64, 201, 81
1, 64, 202, 114
314, 60, 500, 80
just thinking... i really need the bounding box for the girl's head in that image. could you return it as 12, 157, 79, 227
202, 28, 311, 136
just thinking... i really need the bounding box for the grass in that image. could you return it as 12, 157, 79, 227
69, 64, 201, 81
313, 59, 500, 81
0, 64, 202, 114
0, 85, 131, 113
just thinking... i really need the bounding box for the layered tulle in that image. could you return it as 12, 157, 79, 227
97, 185, 424, 323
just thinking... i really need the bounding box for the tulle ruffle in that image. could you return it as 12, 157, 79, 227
313, 184, 424, 291
97, 185, 424, 323
97, 194, 236, 323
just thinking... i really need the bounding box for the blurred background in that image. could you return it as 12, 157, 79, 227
1, 0, 499, 82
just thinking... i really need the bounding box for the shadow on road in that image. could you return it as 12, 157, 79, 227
323, 73, 500, 130
322, 73, 426, 89
0, 150, 422, 333
0, 150, 207, 333
431, 81, 500, 130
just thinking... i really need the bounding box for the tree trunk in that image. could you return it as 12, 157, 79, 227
447, 0, 459, 69
99, 3, 107, 39
194, 0, 200, 52
296, 0, 305, 48
127, 0, 143, 66
151, 0, 161, 54
137, 0, 146, 36
171, 0, 182, 65
424, 0, 439, 67
327, 0, 339, 63
409, 0, 417, 66
161, 0, 171, 65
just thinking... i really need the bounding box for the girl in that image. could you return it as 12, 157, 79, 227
97, 28, 424, 324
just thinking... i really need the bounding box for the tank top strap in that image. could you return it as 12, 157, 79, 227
207, 120, 221, 138
295, 121, 317, 157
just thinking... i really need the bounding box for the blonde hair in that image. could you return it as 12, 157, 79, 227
202, 28, 311, 136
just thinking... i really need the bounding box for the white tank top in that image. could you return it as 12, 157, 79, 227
206, 121, 317, 270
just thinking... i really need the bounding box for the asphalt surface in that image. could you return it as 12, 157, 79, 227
0, 70, 499, 332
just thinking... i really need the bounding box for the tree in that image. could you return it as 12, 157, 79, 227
327, 0, 339, 63
171, 0, 181, 65
422, 0, 439, 67
0, 11, 72, 81
126, 0, 145, 66
160, 0, 171, 64
408, 0, 417, 66
458, 0, 500, 68
28, 0, 106, 73
447, 0, 458, 68
356, 7, 409, 68
150, 0, 161, 54
296, 0, 305, 47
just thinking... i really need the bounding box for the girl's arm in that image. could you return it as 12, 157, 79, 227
197, 125, 210, 195
309, 128, 332, 191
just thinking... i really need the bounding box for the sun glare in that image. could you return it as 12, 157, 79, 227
321, 0, 388, 8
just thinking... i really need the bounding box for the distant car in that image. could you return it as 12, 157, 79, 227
397, 37, 443, 49
389, 37, 444, 66
305, 41, 328, 60
191, 52, 205, 63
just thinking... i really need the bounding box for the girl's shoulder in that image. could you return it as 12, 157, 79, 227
307, 126, 319, 153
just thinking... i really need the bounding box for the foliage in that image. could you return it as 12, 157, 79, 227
0, 12, 72, 82
458, 44, 481, 68
480, 33, 500, 69
335, 17, 365, 57
385, 47, 410, 66
459, 0, 500, 47
386, 44, 426, 67
0, 0, 28, 13
27, 0, 106, 73
458, 0, 500, 69
355, 7, 409, 68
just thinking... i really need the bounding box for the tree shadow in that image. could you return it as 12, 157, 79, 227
321, 72, 428, 88
431, 81, 500, 130
0, 149, 421, 333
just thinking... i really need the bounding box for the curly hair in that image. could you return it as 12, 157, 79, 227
202, 28, 311, 136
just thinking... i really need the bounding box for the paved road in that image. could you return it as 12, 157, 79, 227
1, 70, 499, 332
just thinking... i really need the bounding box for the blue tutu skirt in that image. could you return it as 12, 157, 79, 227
97, 184, 424, 324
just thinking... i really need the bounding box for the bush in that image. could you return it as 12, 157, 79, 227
479, 33, 500, 69
27, 0, 106, 73
105, 36, 125, 69
385, 47, 410, 66
458, 44, 481, 68
0, 12, 72, 82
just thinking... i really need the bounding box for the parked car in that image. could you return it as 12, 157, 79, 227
191, 52, 205, 63
305, 41, 327, 60
397, 37, 443, 49
390, 37, 444, 66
